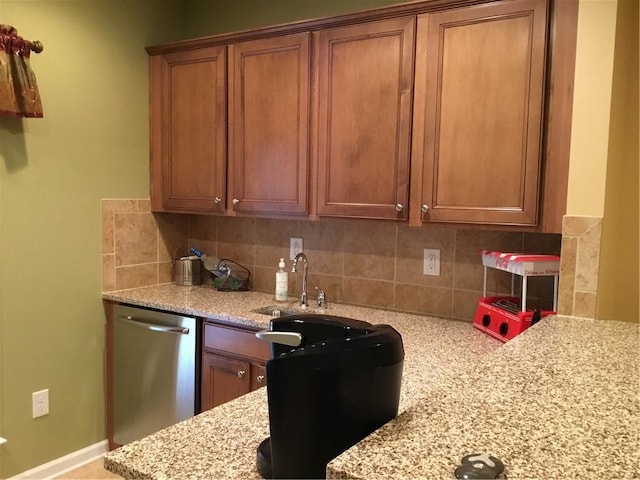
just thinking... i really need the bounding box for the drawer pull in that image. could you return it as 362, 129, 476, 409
237, 370, 246, 379
256, 374, 265, 384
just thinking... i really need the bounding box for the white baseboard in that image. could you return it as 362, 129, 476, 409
8, 440, 109, 480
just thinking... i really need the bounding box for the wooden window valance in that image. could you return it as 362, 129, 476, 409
0, 24, 44, 118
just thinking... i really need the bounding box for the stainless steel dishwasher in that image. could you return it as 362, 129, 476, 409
113, 304, 199, 445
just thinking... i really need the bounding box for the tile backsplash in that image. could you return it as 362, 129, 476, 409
102, 199, 562, 321
557, 215, 603, 319
102, 199, 187, 291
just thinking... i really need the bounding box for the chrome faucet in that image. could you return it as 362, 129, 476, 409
315, 287, 326, 309
291, 252, 309, 307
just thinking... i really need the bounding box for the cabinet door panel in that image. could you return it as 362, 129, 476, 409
201, 353, 251, 411
229, 33, 310, 215
316, 18, 415, 220
414, 0, 547, 225
151, 46, 227, 213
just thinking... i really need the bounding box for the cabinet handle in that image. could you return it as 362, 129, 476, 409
421, 204, 429, 213
214, 197, 222, 204
395, 203, 404, 212
237, 370, 246, 379
255, 330, 303, 347
232, 198, 240, 206
256, 374, 265, 384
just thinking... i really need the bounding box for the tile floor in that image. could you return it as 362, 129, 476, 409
54, 458, 120, 479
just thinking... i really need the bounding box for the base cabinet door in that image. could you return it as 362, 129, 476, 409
315, 17, 415, 220
411, 0, 548, 226
201, 353, 251, 409
200, 322, 270, 411
149, 46, 227, 213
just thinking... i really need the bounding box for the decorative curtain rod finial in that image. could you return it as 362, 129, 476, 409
31, 40, 44, 53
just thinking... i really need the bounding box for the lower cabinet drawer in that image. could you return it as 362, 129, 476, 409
203, 323, 270, 361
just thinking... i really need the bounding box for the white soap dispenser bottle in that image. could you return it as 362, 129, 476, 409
275, 258, 288, 302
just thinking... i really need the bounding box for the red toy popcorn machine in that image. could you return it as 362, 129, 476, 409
473, 250, 560, 342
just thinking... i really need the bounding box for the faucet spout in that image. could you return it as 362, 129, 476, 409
291, 252, 308, 307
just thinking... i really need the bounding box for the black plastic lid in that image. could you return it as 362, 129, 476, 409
269, 314, 404, 368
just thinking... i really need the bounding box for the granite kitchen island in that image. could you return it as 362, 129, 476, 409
103, 285, 639, 479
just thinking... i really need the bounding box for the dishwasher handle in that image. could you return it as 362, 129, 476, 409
117, 315, 190, 334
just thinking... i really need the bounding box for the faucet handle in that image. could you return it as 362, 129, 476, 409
315, 287, 327, 309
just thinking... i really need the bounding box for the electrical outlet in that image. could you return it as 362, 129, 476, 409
32, 389, 49, 418
423, 248, 441, 276
290, 237, 303, 260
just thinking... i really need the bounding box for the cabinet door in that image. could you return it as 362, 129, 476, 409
411, 0, 548, 226
228, 33, 310, 215
315, 18, 415, 220
150, 46, 227, 213
201, 353, 251, 411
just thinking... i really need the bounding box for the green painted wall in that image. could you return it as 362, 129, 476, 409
566, 0, 618, 218
0, 1, 186, 477
597, 0, 639, 322
567, 0, 639, 321
184, 0, 410, 37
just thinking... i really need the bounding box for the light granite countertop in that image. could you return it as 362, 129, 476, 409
103, 284, 639, 479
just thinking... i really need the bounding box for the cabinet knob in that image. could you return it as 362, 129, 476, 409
421, 204, 429, 213
237, 370, 246, 378
214, 197, 222, 204
256, 374, 265, 384
232, 198, 240, 206
395, 203, 404, 212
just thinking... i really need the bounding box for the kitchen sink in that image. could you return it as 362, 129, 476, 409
252, 304, 323, 317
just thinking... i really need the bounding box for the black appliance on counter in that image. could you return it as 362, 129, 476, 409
255, 314, 404, 479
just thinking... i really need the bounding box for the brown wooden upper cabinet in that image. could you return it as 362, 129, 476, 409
409, 0, 548, 226
149, 46, 227, 213
146, 0, 573, 230
315, 18, 415, 220
228, 33, 310, 216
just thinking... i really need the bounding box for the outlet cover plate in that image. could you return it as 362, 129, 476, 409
290, 237, 303, 260
32, 389, 49, 418
423, 248, 441, 276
